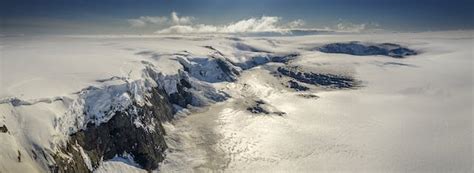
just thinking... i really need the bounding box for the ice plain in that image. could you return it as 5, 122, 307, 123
0, 31, 472, 172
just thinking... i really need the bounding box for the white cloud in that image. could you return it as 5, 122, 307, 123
170, 11, 194, 25
128, 12, 381, 34
127, 16, 168, 27
127, 12, 192, 27
155, 16, 305, 34
336, 22, 366, 32
127, 19, 147, 27
332, 21, 380, 32
287, 19, 305, 28
155, 25, 198, 34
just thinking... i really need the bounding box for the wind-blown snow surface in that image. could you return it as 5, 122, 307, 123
0, 31, 472, 172
161, 32, 473, 172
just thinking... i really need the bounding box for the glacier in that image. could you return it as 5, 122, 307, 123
0, 31, 473, 172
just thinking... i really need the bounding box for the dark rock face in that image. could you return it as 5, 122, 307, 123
51, 144, 90, 173
287, 80, 309, 91
204, 44, 299, 70
215, 58, 241, 79
178, 57, 240, 83
166, 71, 229, 108
246, 100, 286, 116
318, 42, 417, 58
0, 125, 8, 133
236, 53, 299, 70
270, 53, 299, 63
49, 50, 299, 173
247, 100, 270, 114
297, 93, 320, 99
50, 63, 230, 172
168, 78, 194, 108
277, 67, 357, 89
52, 87, 174, 172
247, 106, 270, 114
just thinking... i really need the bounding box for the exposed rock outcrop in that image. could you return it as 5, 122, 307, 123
277, 66, 358, 89
286, 80, 310, 91
246, 100, 286, 116
317, 42, 417, 58
52, 86, 173, 172
48, 50, 300, 172
0, 125, 8, 133
297, 93, 320, 99
178, 56, 240, 83
235, 53, 299, 70
49, 58, 233, 172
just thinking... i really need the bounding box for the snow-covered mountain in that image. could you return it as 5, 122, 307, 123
0, 31, 472, 172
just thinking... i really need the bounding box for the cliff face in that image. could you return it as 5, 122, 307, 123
47, 50, 303, 172
48, 60, 233, 172
52, 86, 174, 172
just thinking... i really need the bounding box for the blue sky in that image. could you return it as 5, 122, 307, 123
1, 0, 473, 34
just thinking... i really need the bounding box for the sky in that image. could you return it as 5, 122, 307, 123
1, 0, 473, 35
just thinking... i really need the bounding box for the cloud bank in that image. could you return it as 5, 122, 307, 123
128, 12, 379, 34
156, 16, 303, 34
127, 16, 168, 27
170, 12, 193, 25
333, 22, 380, 33
127, 12, 193, 27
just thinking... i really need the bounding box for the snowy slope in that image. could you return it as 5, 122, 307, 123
161, 31, 473, 172
0, 34, 300, 172
0, 31, 472, 172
